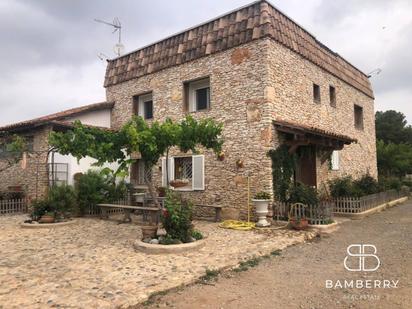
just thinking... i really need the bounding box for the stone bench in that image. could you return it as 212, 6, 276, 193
194, 204, 222, 222
97, 204, 159, 223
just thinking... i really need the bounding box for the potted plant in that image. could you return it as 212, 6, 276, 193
39, 211, 55, 224
141, 224, 158, 239
169, 179, 189, 188
252, 191, 271, 227
288, 202, 308, 230
289, 215, 308, 230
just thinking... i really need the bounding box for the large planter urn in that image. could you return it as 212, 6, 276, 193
252, 199, 271, 227
134, 193, 145, 203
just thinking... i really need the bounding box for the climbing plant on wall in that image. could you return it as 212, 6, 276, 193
267, 145, 297, 202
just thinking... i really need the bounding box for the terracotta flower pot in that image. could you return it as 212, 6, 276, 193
141, 225, 158, 239
169, 180, 189, 188
39, 215, 55, 224
289, 217, 308, 230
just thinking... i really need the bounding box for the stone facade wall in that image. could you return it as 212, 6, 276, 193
0, 126, 51, 202
265, 39, 377, 184
106, 37, 377, 218
106, 40, 274, 220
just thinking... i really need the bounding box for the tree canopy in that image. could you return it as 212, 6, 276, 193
50, 115, 223, 172
375, 110, 412, 144
49, 115, 223, 204
0, 134, 28, 173
375, 110, 412, 178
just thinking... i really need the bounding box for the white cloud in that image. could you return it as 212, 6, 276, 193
0, 0, 411, 126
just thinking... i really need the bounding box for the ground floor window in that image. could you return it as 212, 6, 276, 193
131, 159, 152, 186
162, 155, 204, 191
48, 163, 68, 186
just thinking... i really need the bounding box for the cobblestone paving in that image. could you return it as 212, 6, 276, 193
0, 215, 316, 308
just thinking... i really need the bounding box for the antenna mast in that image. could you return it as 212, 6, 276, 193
94, 17, 125, 56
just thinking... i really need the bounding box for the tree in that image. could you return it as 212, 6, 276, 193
376, 140, 412, 177
0, 134, 27, 173
49, 115, 223, 207
375, 110, 412, 144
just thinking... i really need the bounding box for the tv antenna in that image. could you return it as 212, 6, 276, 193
367, 68, 382, 78
94, 17, 125, 56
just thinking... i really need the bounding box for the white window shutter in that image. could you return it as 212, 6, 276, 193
192, 155, 205, 190
168, 158, 175, 182
331, 151, 340, 170
161, 158, 167, 186
161, 157, 175, 186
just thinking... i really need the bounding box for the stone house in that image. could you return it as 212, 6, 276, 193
0, 0, 377, 219
0, 102, 114, 201
104, 0, 377, 219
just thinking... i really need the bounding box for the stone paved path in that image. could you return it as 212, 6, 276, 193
138, 201, 412, 309
0, 215, 315, 308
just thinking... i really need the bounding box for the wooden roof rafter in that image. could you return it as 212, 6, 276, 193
273, 119, 356, 153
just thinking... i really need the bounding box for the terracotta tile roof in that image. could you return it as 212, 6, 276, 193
104, 0, 373, 98
0, 101, 114, 132
273, 119, 357, 144
50, 120, 116, 132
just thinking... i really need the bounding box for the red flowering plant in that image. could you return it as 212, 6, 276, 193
160, 190, 199, 243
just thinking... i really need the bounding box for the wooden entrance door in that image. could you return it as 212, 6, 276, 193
295, 146, 317, 187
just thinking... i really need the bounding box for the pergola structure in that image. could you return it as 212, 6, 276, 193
273, 120, 357, 154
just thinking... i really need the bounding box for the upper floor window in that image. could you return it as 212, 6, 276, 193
133, 93, 153, 120
329, 86, 336, 107
354, 104, 364, 130
313, 83, 321, 103
185, 77, 210, 112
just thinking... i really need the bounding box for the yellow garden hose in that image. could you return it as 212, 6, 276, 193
219, 174, 256, 231
219, 220, 255, 230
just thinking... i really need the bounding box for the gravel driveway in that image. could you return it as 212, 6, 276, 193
139, 201, 412, 309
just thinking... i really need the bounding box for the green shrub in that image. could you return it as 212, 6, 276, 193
288, 183, 319, 205
75, 170, 129, 215
48, 184, 76, 218
328, 176, 354, 198
31, 199, 54, 220
353, 174, 379, 195
254, 191, 271, 200
161, 190, 194, 243
192, 230, 203, 240
75, 170, 107, 215
401, 179, 412, 189
379, 177, 402, 191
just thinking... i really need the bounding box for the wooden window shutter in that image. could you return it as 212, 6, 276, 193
161, 157, 175, 187
192, 155, 205, 190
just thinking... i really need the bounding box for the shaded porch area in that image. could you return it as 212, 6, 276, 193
273, 120, 357, 188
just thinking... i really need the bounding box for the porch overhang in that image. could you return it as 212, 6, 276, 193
273, 120, 357, 153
